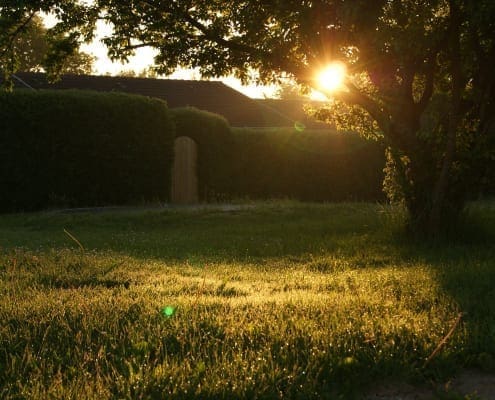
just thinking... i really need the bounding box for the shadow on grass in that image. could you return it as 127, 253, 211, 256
387, 204, 495, 382
0, 203, 388, 264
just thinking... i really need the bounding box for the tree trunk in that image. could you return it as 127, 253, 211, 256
427, 0, 463, 237
394, 137, 465, 238
405, 173, 466, 239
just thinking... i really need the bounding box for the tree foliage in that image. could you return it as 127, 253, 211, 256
274, 82, 310, 100
0, 1, 98, 88
8, 15, 94, 75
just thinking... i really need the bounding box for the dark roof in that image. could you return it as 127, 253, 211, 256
256, 99, 333, 129
8, 72, 292, 127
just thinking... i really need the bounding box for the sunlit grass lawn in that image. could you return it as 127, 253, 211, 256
1, 201, 494, 399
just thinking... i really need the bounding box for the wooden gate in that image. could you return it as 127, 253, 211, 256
171, 136, 198, 204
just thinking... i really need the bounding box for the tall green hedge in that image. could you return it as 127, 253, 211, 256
0, 90, 174, 212
170, 107, 233, 201
170, 111, 385, 202
230, 128, 385, 202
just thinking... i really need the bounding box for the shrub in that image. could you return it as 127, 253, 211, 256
230, 128, 385, 202
170, 107, 234, 201
0, 89, 174, 212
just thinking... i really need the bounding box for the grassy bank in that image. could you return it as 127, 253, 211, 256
1, 202, 494, 399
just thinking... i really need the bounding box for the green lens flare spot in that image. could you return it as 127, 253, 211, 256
342, 356, 356, 366
161, 306, 177, 317
294, 121, 306, 132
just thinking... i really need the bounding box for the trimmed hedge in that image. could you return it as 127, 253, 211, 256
0, 90, 174, 212
229, 128, 385, 202
170, 107, 233, 201
169, 112, 385, 202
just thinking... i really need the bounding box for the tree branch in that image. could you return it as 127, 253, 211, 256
415, 29, 451, 115
118, 41, 161, 51
401, 65, 415, 102
171, 4, 267, 57
470, 34, 495, 130
339, 79, 392, 137
182, 12, 270, 57
415, 53, 436, 114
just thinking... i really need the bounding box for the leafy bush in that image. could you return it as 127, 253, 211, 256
170, 107, 234, 201
230, 128, 385, 202
0, 90, 174, 212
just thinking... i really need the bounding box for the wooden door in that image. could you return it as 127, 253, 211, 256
171, 136, 198, 204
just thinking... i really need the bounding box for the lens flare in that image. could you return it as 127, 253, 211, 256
317, 62, 347, 92
161, 306, 177, 317
294, 121, 306, 132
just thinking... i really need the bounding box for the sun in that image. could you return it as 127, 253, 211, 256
316, 62, 347, 92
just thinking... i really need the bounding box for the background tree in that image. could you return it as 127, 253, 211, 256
0, 1, 97, 88
11, 15, 94, 74
9, 14, 47, 72
114, 67, 158, 78
274, 82, 310, 101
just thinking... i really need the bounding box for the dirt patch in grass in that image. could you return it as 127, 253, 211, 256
366, 370, 495, 399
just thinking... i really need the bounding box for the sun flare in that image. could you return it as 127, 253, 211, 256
317, 62, 347, 92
